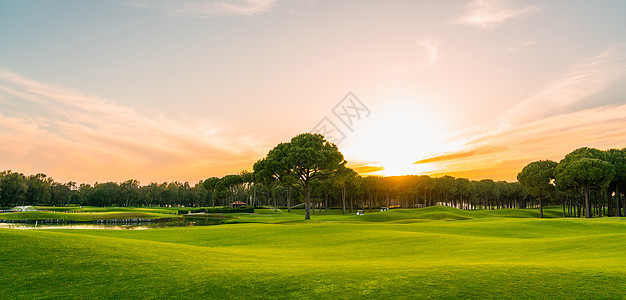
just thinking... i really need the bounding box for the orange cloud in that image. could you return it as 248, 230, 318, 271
0, 69, 267, 184
426, 159, 528, 181
420, 104, 626, 181
415, 47, 626, 181
349, 163, 385, 174
414, 145, 507, 164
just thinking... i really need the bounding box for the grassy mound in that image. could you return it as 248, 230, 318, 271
238, 205, 565, 224
1, 206, 625, 298
35, 206, 184, 214
0, 211, 179, 221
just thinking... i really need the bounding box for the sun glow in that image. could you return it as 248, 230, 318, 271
342, 96, 463, 176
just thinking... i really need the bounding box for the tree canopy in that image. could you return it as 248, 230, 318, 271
253, 133, 344, 219
517, 160, 557, 218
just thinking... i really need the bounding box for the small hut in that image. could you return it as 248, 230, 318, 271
231, 201, 247, 208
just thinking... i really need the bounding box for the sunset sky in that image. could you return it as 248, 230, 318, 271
2, 0, 626, 184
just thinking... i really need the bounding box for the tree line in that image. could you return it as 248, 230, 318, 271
517, 147, 625, 218
0, 172, 211, 208
1, 133, 624, 220
0, 167, 533, 214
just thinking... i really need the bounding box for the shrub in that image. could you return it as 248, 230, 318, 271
205, 207, 254, 213
178, 207, 253, 214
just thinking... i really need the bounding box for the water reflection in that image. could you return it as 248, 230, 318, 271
0, 223, 150, 230
0, 214, 231, 230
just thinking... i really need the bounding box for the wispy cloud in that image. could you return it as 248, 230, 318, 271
0, 69, 266, 183
391, 39, 442, 73
127, 0, 280, 17
414, 47, 626, 180
420, 104, 626, 180
417, 39, 440, 65
456, 0, 538, 29
498, 47, 625, 127
349, 163, 385, 175
489, 40, 535, 53
414, 145, 506, 164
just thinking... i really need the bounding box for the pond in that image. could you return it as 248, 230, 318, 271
0, 223, 151, 230
0, 214, 232, 230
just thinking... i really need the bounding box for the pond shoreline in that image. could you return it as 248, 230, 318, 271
0, 223, 152, 230
0, 217, 174, 224
0, 214, 232, 229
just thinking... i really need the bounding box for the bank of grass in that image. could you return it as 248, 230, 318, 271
34, 206, 184, 214
1, 206, 624, 299
230, 205, 565, 224
0, 211, 180, 221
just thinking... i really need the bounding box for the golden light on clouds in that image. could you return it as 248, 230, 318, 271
2, 1, 626, 184
0, 69, 266, 183
341, 96, 465, 177
456, 0, 539, 29
349, 47, 626, 180
413, 104, 626, 181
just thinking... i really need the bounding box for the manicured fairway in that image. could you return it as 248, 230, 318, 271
0, 211, 179, 221
1, 206, 625, 299
34, 206, 185, 214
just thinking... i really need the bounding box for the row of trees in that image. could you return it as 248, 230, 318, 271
0, 167, 587, 215
250, 134, 541, 219
2, 133, 624, 220
249, 172, 536, 213
0, 171, 211, 208
518, 147, 625, 218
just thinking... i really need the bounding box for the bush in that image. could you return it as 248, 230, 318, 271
178, 207, 254, 214
205, 207, 254, 213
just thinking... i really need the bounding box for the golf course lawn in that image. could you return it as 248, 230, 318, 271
34, 206, 184, 214
1, 206, 625, 299
0, 211, 179, 221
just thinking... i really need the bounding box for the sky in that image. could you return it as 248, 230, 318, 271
1, 0, 626, 184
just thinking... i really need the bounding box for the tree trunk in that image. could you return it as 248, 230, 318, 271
349, 195, 353, 213
374, 191, 378, 210
305, 182, 311, 220
415, 193, 419, 209
539, 194, 543, 218
617, 185, 623, 217
272, 187, 277, 212
616, 185, 626, 217
386, 193, 390, 209
324, 191, 328, 213
599, 190, 605, 217
252, 186, 256, 209
287, 186, 291, 213
341, 186, 346, 214
608, 187, 613, 217
584, 186, 591, 218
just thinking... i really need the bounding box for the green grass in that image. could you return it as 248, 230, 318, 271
35, 206, 186, 214
1, 206, 625, 299
230, 205, 565, 224
0, 211, 180, 221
